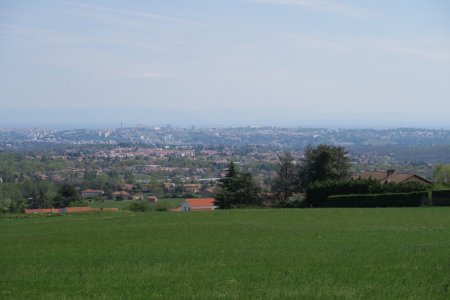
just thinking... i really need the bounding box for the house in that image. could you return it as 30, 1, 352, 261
133, 194, 144, 201
182, 184, 201, 194
180, 198, 217, 211
354, 170, 431, 185
163, 182, 176, 193
147, 195, 158, 203
112, 191, 131, 200
123, 184, 134, 192
81, 189, 104, 199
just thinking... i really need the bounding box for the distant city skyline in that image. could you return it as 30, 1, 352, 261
1, 0, 450, 129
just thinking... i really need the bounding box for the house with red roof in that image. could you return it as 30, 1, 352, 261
112, 191, 131, 200
180, 198, 217, 211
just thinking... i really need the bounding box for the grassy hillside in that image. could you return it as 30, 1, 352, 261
1, 208, 450, 299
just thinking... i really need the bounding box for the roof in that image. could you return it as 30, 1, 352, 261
355, 171, 387, 181
354, 171, 431, 184
185, 198, 215, 207
82, 189, 103, 193
112, 191, 130, 196
386, 173, 432, 184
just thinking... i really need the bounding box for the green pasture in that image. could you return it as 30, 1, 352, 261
88, 198, 184, 209
1, 208, 449, 299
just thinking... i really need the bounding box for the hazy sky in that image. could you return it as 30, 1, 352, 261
1, 0, 449, 128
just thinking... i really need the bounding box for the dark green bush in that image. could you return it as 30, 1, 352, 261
306, 179, 379, 207
326, 192, 427, 208
68, 200, 89, 207
154, 202, 174, 212
306, 179, 429, 207
127, 202, 151, 212
285, 193, 308, 208
431, 190, 450, 206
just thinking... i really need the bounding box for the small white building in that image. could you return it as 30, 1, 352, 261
147, 196, 158, 203
181, 198, 217, 211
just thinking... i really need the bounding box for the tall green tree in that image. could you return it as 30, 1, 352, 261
53, 183, 79, 208
299, 144, 351, 189
433, 164, 450, 183
214, 162, 261, 208
214, 162, 238, 209
22, 180, 56, 209
233, 171, 261, 206
274, 151, 298, 202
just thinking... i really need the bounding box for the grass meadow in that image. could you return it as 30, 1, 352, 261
1, 208, 449, 299
88, 198, 184, 210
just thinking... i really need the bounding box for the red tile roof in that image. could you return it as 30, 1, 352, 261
185, 198, 215, 207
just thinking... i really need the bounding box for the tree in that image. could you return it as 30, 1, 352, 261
214, 162, 238, 209
54, 183, 79, 208
233, 171, 261, 206
299, 144, 351, 189
214, 162, 261, 208
22, 180, 55, 209
273, 151, 298, 203
433, 164, 450, 183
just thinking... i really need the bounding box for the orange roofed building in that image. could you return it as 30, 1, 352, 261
180, 198, 217, 211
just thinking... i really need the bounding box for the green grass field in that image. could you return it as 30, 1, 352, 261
1, 208, 450, 299
88, 198, 184, 209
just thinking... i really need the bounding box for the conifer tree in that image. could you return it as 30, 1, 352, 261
214, 162, 238, 209
214, 162, 261, 208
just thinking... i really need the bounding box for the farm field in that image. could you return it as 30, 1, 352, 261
1, 208, 450, 299
88, 198, 184, 210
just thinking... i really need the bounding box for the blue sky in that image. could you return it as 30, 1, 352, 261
1, 0, 449, 128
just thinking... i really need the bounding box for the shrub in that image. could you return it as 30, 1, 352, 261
285, 193, 308, 208
306, 179, 381, 207
68, 200, 89, 207
154, 202, 174, 212
127, 202, 151, 212
431, 190, 450, 206
381, 182, 430, 193
306, 179, 429, 207
0, 199, 13, 213
326, 192, 427, 208
431, 182, 450, 191
1, 198, 27, 213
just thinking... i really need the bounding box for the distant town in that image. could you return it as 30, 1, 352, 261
1, 126, 450, 196
2, 126, 450, 148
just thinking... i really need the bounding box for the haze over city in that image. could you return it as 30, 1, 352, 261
1, 0, 449, 128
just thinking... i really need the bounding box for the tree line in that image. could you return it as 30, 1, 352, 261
215, 144, 444, 209
215, 144, 352, 208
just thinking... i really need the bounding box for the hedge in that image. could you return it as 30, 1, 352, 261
431, 190, 450, 206
326, 192, 428, 208
306, 179, 428, 207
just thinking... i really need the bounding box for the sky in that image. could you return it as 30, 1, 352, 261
1, 0, 449, 129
